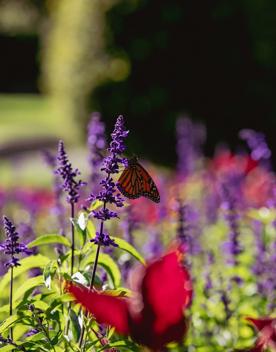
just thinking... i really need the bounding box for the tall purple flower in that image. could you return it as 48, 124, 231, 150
252, 220, 269, 299
0, 216, 31, 268
87, 112, 106, 186
176, 116, 206, 176
43, 149, 66, 236
89, 115, 128, 247
239, 129, 271, 167
79, 115, 129, 348
56, 140, 86, 204
220, 182, 243, 267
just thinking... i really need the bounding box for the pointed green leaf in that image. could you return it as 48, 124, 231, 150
14, 275, 44, 301
111, 236, 145, 265
0, 255, 50, 292
98, 253, 121, 288
28, 234, 71, 248
69, 309, 81, 342
0, 315, 21, 334
43, 260, 58, 289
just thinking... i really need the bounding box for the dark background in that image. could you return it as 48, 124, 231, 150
2, 0, 276, 166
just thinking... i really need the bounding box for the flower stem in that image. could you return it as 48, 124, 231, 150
70, 202, 75, 276
78, 241, 102, 349
9, 266, 13, 340
65, 203, 75, 336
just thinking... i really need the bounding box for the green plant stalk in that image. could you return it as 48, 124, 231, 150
65, 202, 75, 336
9, 266, 13, 340
78, 209, 105, 349
71, 202, 75, 276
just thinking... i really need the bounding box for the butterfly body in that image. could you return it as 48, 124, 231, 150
117, 157, 160, 203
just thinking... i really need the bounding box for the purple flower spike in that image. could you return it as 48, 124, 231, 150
91, 232, 118, 247
87, 113, 106, 185
239, 129, 271, 168
56, 140, 86, 204
89, 115, 129, 247
0, 216, 31, 268
176, 116, 206, 176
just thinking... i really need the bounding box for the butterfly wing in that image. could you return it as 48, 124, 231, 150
117, 160, 160, 203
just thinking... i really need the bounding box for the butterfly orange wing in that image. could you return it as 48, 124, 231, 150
117, 159, 160, 203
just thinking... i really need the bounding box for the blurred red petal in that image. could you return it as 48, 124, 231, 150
130, 251, 192, 349
246, 317, 274, 331
67, 283, 130, 335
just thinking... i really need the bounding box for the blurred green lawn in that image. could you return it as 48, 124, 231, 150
0, 94, 78, 142
0, 94, 86, 187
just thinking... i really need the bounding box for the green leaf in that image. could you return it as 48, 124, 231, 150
69, 309, 81, 342
28, 234, 71, 248
81, 251, 121, 287
98, 253, 121, 288
43, 260, 58, 289
0, 346, 17, 352
14, 275, 44, 301
111, 236, 145, 265
0, 315, 21, 334
87, 220, 96, 239
89, 199, 103, 211
0, 255, 50, 292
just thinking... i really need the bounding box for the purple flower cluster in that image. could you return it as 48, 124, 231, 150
0, 216, 31, 268
239, 129, 271, 163
176, 116, 206, 176
220, 182, 243, 267
43, 149, 66, 235
56, 141, 86, 204
90, 115, 128, 246
87, 112, 106, 186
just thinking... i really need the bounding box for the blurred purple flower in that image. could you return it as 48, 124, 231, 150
239, 129, 271, 166
56, 140, 86, 204
176, 116, 206, 176
252, 220, 270, 299
203, 251, 214, 297
43, 149, 66, 235
87, 112, 106, 187
89, 115, 128, 247
220, 181, 243, 267
143, 229, 163, 259
25, 329, 39, 337
0, 216, 31, 268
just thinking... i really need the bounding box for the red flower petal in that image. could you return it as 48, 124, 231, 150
67, 283, 130, 335
129, 251, 192, 349
246, 317, 274, 332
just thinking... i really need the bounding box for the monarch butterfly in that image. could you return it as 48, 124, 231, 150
117, 157, 160, 203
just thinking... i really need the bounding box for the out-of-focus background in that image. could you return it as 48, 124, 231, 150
1, 0, 276, 180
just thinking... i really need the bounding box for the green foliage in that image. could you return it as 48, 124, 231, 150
28, 234, 71, 248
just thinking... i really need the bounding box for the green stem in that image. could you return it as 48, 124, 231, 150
9, 266, 13, 340
78, 242, 101, 349
65, 202, 75, 336
70, 202, 75, 276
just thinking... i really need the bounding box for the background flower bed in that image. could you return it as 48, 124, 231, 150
0, 115, 275, 351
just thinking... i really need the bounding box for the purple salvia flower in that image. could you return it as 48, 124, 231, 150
43, 149, 66, 236
239, 129, 271, 168
89, 115, 129, 247
252, 220, 269, 299
203, 251, 214, 297
87, 112, 106, 186
220, 182, 243, 267
143, 229, 163, 260
25, 329, 39, 337
56, 140, 86, 204
0, 216, 31, 268
176, 116, 206, 176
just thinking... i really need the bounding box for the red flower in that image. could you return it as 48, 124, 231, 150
68, 251, 192, 350
246, 317, 276, 352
